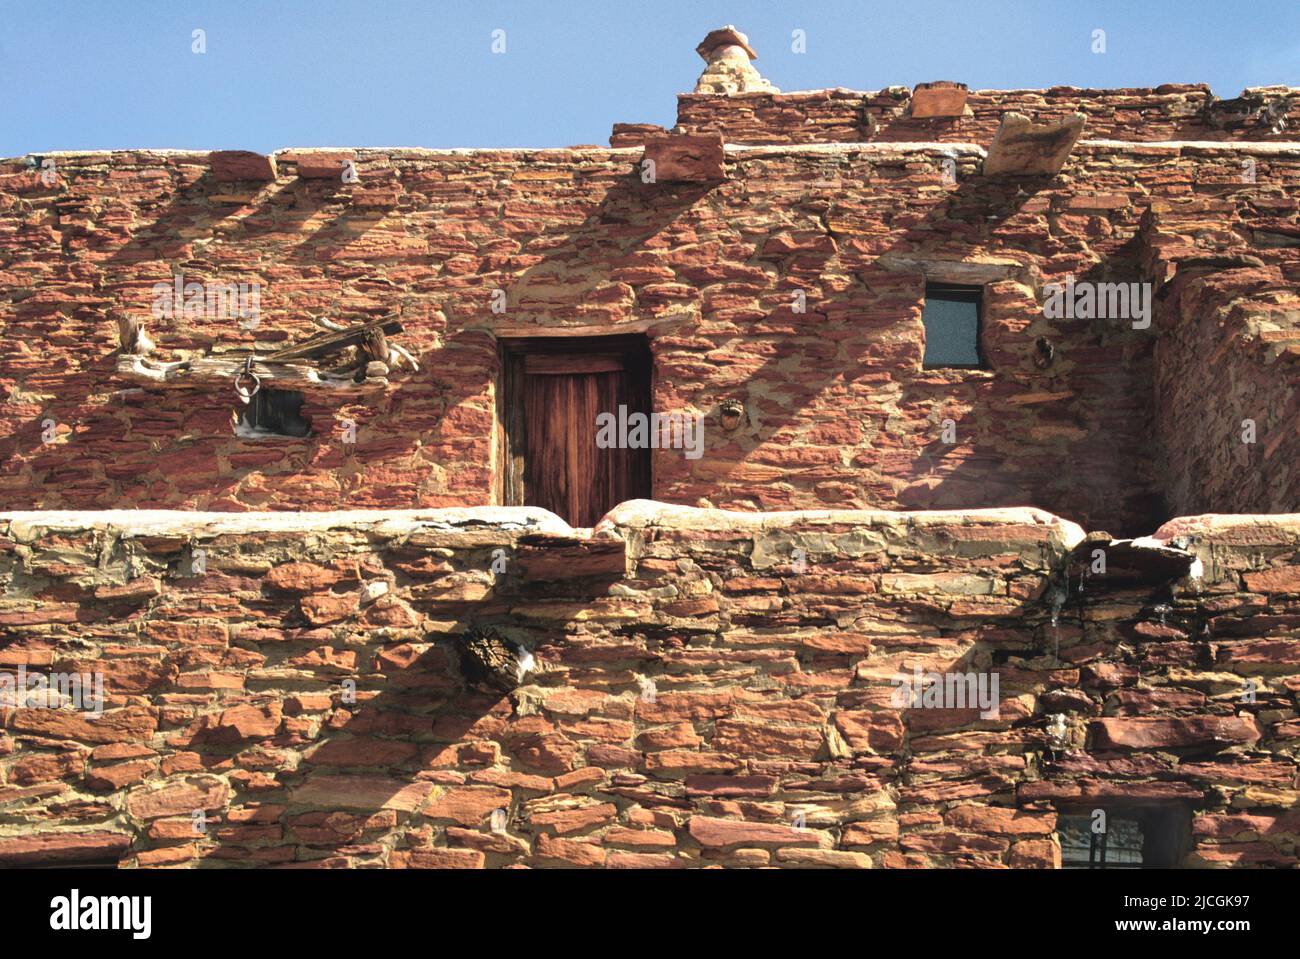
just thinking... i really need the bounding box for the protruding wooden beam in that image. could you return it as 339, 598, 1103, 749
113, 311, 155, 356
455, 625, 533, 693
113, 316, 411, 399
260, 317, 403, 363
116, 353, 387, 397
983, 112, 1086, 177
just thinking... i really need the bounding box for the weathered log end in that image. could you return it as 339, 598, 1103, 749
455, 624, 533, 693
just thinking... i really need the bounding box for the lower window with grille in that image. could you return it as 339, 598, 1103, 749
1057, 805, 1191, 869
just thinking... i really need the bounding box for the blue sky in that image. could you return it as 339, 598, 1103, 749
3, 0, 1297, 156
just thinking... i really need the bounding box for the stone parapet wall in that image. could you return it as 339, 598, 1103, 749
0, 503, 1295, 868
642, 86, 1300, 148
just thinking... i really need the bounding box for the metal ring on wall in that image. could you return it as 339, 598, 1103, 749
234, 368, 261, 404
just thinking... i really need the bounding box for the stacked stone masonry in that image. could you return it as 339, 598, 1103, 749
3, 135, 1298, 530
610, 85, 1300, 147
0, 504, 1297, 869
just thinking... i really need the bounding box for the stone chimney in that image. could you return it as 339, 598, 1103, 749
693, 25, 778, 95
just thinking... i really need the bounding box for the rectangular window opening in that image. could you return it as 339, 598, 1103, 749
921, 282, 984, 369
497, 335, 653, 528
1057, 805, 1191, 869
235, 388, 312, 439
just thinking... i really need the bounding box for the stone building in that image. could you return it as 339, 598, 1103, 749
0, 27, 1296, 868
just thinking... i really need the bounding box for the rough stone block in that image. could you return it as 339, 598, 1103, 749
208, 150, 278, 182
983, 112, 1086, 176
642, 133, 726, 182
283, 150, 356, 179
911, 81, 968, 118
1090, 715, 1263, 750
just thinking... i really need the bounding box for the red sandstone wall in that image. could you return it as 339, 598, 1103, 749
629, 85, 1300, 148
1, 123, 1296, 533
0, 147, 1177, 530
1143, 178, 1300, 517
0, 504, 1295, 868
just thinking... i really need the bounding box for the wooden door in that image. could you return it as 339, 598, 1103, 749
499, 337, 651, 527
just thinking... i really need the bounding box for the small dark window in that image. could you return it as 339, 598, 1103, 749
1057, 806, 1190, 869
236, 389, 312, 438
921, 283, 983, 368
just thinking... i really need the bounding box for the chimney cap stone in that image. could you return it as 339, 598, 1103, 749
697, 25, 758, 62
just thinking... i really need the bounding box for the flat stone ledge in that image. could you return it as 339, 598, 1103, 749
597, 500, 1086, 548
15, 140, 1300, 170
0, 508, 575, 541
725, 142, 986, 157
7, 506, 1299, 558
0, 503, 1088, 554
1153, 513, 1300, 544
1080, 139, 1300, 154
